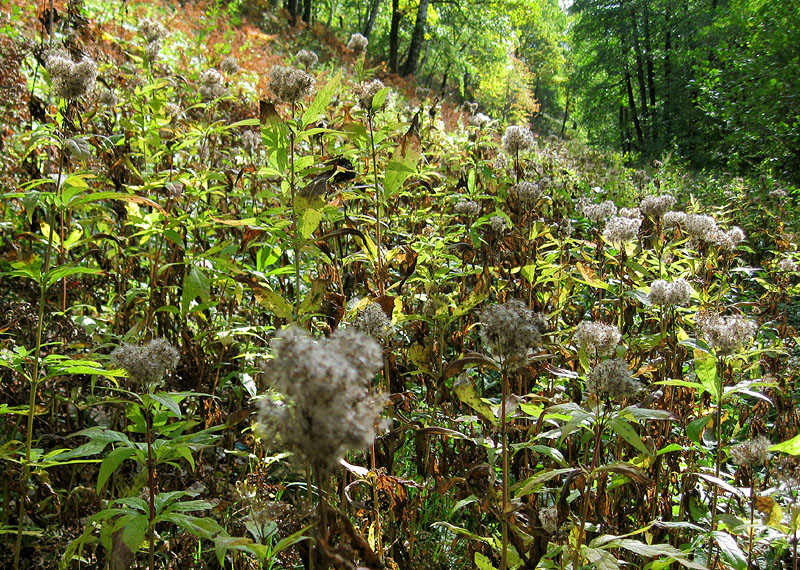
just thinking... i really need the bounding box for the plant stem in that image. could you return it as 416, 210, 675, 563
708, 356, 725, 567
13, 148, 62, 570
289, 105, 301, 316
500, 365, 509, 570
146, 403, 156, 570
367, 113, 384, 296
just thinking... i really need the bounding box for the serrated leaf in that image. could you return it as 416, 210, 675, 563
97, 447, 135, 492
687, 415, 712, 445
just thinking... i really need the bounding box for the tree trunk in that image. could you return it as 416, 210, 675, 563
643, 4, 656, 115
363, 0, 381, 38
302, 0, 311, 23
389, 0, 401, 73
663, 0, 673, 139
286, 0, 298, 25
560, 95, 571, 136
402, 0, 429, 76
624, 62, 645, 145
326, 0, 336, 27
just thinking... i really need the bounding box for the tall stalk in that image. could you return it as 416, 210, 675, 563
367, 112, 384, 296
707, 356, 725, 566
289, 103, 302, 315
13, 147, 63, 570
500, 365, 510, 570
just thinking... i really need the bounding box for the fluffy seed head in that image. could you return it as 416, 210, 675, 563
619, 207, 642, 219
778, 257, 798, 272
353, 302, 395, 345
347, 33, 369, 53
258, 326, 384, 472
513, 181, 544, 207
662, 211, 687, 229
140, 19, 166, 43
415, 86, 431, 100
99, 88, 117, 107
480, 299, 546, 369
574, 321, 621, 357
110, 338, 180, 386
64, 137, 91, 161
587, 358, 641, 401
648, 278, 692, 306
696, 312, 757, 355
640, 195, 676, 218
198, 69, 227, 100
685, 214, 718, 241
353, 79, 388, 111
269, 65, 315, 103
539, 507, 558, 534
220, 56, 239, 75
242, 130, 261, 155
45, 50, 97, 100
454, 199, 481, 217
502, 125, 534, 155
581, 199, 617, 223
603, 215, 641, 244
730, 436, 772, 466
468, 112, 491, 128
711, 226, 745, 251
295, 49, 318, 68
490, 215, 510, 234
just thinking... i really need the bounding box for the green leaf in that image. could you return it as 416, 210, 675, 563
149, 392, 182, 418
687, 415, 712, 445
608, 417, 652, 456
475, 552, 497, 570
45, 265, 103, 288
772, 433, 800, 455
182, 266, 210, 313
97, 447, 136, 493
371, 86, 390, 112
119, 513, 148, 553
694, 354, 719, 399
157, 512, 225, 539
300, 206, 323, 238
383, 123, 422, 198
712, 531, 747, 570
581, 546, 620, 570
514, 468, 577, 499
302, 70, 341, 127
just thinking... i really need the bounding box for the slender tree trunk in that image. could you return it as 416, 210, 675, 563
302, 0, 311, 23
286, 0, 298, 25
624, 62, 645, 145
439, 61, 451, 94
643, 4, 656, 114
633, 24, 649, 139
663, 0, 673, 139
363, 0, 381, 38
560, 95, 571, 136
402, 0, 429, 76
326, 0, 336, 27
389, 0, 401, 73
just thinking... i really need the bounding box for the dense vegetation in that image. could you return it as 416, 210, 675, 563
0, 1, 799, 570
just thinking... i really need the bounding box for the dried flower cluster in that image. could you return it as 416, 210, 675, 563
574, 321, 621, 357
490, 215, 510, 234
45, 49, 97, 100
603, 215, 641, 244
730, 436, 772, 466
415, 86, 431, 100
269, 65, 315, 103
454, 199, 481, 217
778, 257, 798, 272
580, 199, 617, 223
199, 69, 227, 101
648, 278, 692, 306
480, 299, 546, 369
685, 214, 719, 241
539, 507, 558, 534
98, 88, 117, 107
347, 33, 369, 54
587, 358, 641, 401
220, 56, 239, 75
640, 195, 677, 218
462, 101, 479, 114
258, 327, 384, 472
140, 19, 165, 60
353, 302, 395, 345
662, 211, 687, 229
242, 130, 261, 155
513, 181, 544, 207
295, 49, 318, 68
712, 226, 745, 251
768, 188, 787, 200
468, 112, 491, 128
618, 207, 642, 219
110, 338, 180, 386
353, 79, 388, 112
502, 125, 534, 155
696, 311, 757, 355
